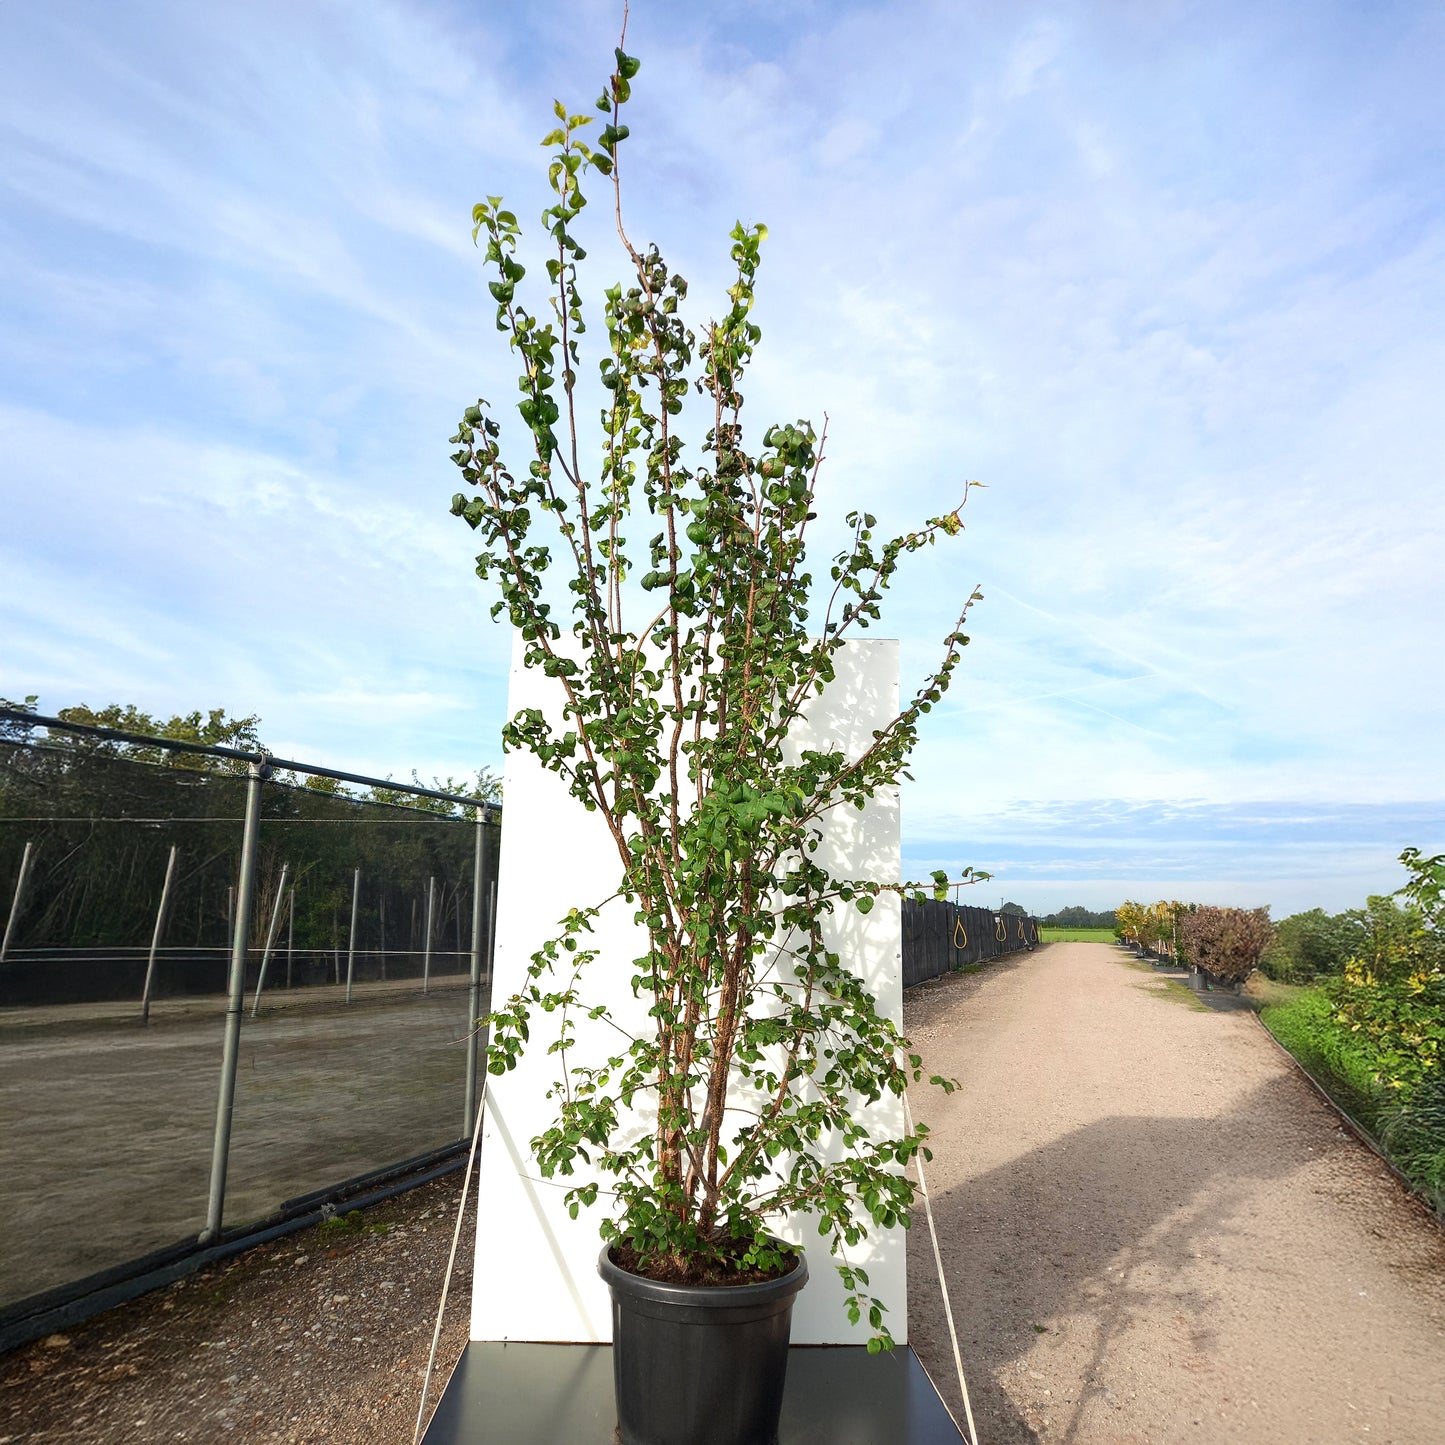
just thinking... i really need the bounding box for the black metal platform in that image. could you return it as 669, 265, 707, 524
423, 1341, 964, 1443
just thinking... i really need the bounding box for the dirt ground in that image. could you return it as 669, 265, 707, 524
0, 978, 477, 1306
5, 941, 1445, 1443
904, 942, 1445, 1444
0, 1170, 476, 1443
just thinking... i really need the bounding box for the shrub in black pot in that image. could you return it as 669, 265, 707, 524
450, 24, 985, 1444
1180, 906, 1274, 991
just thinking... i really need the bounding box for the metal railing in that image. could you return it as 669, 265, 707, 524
0, 707, 501, 1324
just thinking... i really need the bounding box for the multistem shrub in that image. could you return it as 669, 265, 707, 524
448, 37, 985, 1347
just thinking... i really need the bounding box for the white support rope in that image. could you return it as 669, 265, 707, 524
904, 1090, 980, 1445
414, 1072, 489, 1445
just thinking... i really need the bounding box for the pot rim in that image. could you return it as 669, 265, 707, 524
598, 1242, 808, 1310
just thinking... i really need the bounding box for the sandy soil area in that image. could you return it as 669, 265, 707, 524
904, 941, 1445, 1444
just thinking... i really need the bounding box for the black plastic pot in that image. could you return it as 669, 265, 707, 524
598, 1244, 808, 1445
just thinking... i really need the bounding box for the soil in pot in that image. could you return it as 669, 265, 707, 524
599, 1244, 808, 1445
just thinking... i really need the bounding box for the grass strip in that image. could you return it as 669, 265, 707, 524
1260, 989, 1391, 1129
1260, 988, 1444, 1215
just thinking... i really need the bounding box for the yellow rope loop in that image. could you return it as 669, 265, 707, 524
1016, 917, 1025, 941
994, 915, 1006, 943
952, 915, 968, 950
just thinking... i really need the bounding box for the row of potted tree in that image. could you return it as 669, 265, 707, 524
1115, 899, 1276, 990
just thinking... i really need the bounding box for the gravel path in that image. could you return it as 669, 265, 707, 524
903, 942, 1445, 1444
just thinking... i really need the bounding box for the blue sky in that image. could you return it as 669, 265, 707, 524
2, 0, 1442, 916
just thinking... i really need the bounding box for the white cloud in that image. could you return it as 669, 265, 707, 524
1001, 18, 1064, 100
1, 0, 1442, 911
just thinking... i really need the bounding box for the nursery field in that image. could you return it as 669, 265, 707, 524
1037, 926, 1116, 943
0, 976, 479, 1310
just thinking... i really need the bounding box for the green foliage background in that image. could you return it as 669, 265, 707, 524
0, 698, 496, 963
1261, 849, 1445, 1214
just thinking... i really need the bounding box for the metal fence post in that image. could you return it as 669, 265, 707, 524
345, 867, 361, 1004
1, 839, 35, 962
488, 879, 497, 977
423, 876, 435, 995
201, 757, 268, 1244
140, 844, 179, 1022
463, 806, 493, 1135
250, 862, 291, 1018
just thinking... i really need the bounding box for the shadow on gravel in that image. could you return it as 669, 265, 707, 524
909, 1077, 1304, 1443
1121, 956, 1260, 1015
1189, 990, 1257, 1014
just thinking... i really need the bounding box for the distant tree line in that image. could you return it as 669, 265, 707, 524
0, 697, 501, 959
1260, 901, 1424, 985
0, 697, 501, 808
1041, 904, 1117, 930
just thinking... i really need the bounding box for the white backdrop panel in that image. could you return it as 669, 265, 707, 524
471, 635, 906, 1345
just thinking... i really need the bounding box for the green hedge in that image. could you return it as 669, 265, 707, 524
1261, 989, 1444, 1213
1379, 1076, 1445, 1213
